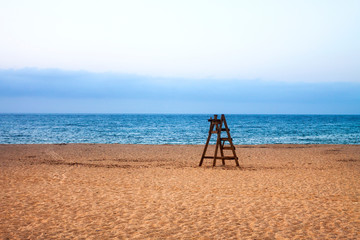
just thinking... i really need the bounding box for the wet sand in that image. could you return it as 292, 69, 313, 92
1, 144, 359, 239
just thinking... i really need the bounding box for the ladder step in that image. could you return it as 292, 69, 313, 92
211, 131, 218, 134
208, 119, 221, 123
221, 128, 229, 131
221, 138, 232, 141
203, 156, 237, 160
223, 146, 235, 150
218, 156, 237, 160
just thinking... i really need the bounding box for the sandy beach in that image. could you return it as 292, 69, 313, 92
1, 144, 359, 239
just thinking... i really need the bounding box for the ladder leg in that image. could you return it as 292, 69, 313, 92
234, 157, 240, 167
199, 123, 214, 166
220, 142, 225, 165
213, 129, 220, 167
219, 122, 225, 166
229, 139, 239, 167
222, 114, 240, 167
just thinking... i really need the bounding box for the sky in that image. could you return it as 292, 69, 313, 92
0, 0, 359, 113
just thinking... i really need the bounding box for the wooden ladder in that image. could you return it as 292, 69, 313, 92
199, 114, 240, 167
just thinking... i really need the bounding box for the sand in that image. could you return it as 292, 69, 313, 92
0, 144, 359, 239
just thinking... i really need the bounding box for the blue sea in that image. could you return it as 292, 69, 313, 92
0, 114, 359, 144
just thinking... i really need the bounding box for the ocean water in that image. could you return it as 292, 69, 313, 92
0, 114, 359, 144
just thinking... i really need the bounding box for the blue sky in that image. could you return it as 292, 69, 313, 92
0, 1, 359, 113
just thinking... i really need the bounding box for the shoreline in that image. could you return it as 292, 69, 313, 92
1, 143, 359, 145
1, 144, 359, 238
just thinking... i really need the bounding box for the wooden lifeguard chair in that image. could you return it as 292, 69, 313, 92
199, 114, 240, 167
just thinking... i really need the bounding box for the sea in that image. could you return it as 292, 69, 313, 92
0, 114, 359, 145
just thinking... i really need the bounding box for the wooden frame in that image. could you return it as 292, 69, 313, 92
199, 114, 240, 167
